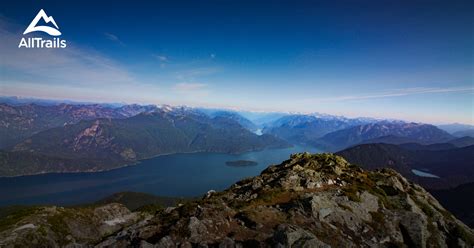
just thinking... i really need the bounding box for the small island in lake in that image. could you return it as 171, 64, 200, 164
225, 160, 258, 167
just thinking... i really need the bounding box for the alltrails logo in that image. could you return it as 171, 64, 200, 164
18, 9, 67, 48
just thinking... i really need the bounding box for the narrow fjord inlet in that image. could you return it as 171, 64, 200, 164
0, 0, 473, 247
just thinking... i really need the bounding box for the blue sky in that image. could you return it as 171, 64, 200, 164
0, 0, 473, 124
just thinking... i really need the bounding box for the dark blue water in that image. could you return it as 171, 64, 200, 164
0, 146, 321, 206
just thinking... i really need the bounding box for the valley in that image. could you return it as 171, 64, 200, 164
1, 99, 473, 245
0, 145, 321, 206
2, 1, 472, 246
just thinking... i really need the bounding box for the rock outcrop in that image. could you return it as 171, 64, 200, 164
1, 153, 473, 247
0, 203, 139, 247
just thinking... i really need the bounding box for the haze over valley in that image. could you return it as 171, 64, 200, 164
1, 0, 473, 246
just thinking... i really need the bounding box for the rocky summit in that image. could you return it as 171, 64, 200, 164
1, 154, 473, 247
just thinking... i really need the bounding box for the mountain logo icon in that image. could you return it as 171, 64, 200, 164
23, 9, 61, 36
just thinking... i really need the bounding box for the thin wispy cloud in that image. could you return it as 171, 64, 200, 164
1, 45, 133, 87
305, 86, 474, 103
0, 18, 145, 93
104, 32, 125, 46
175, 67, 220, 81
152, 54, 168, 62
173, 82, 207, 91
152, 54, 168, 68
172, 82, 210, 99
0, 17, 220, 107
1, 11, 471, 125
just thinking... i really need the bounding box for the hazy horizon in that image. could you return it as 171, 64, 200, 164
2, 94, 473, 126
1, 0, 473, 124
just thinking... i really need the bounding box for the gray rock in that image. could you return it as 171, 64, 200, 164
218, 237, 235, 248
188, 217, 208, 243
273, 224, 330, 247
139, 240, 155, 248
156, 236, 175, 248
2, 154, 473, 248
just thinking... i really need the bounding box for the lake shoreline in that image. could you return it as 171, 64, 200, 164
0, 145, 322, 207
0, 145, 296, 178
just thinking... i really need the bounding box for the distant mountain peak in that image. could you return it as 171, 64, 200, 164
315, 122, 454, 151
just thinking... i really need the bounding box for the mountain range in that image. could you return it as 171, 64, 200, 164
1, 98, 474, 245
206, 110, 259, 132
336, 142, 474, 190
260, 114, 465, 152
0, 103, 157, 149
315, 122, 455, 151
0, 103, 289, 176
261, 114, 373, 144
1, 100, 472, 178
437, 123, 474, 136
452, 129, 474, 138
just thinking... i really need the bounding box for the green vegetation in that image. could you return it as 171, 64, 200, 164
0, 206, 40, 232
449, 224, 474, 244
379, 185, 401, 196
94, 192, 185, 211
412, 197, 435, 218
340, 169, 409, 211
255, 188, 290, 205
0, 105, 289, 177
0, 150, 109, 177
369, 211, 385, 225
46, 210, 71, 242
135, 204, 164, 215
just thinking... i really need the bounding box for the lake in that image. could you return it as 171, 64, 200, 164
411, 169, 440, 178
0, 146, 322, 207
